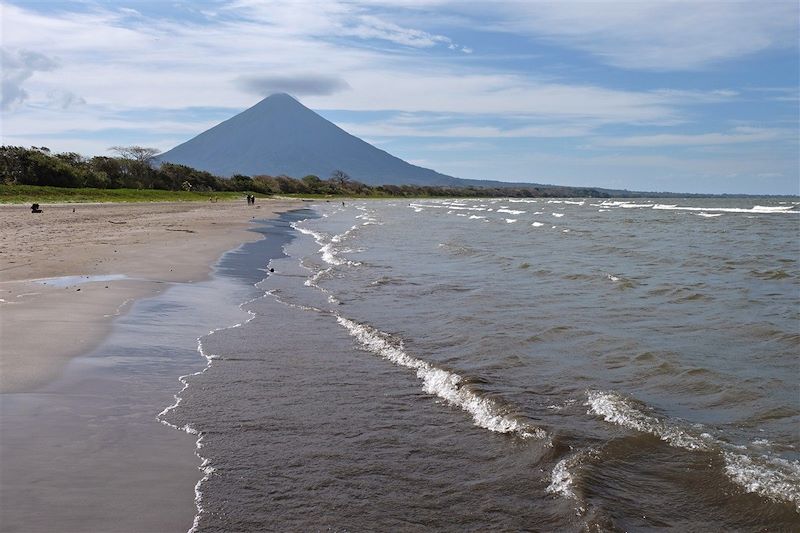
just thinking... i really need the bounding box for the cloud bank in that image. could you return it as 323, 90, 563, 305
0, 0, 797, 193
1, 48, 58, 110
235, 74, 351, 97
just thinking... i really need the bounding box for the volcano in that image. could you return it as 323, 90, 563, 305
157, 93, 463, 186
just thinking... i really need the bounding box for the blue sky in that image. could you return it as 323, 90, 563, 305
1, 0, 798, 194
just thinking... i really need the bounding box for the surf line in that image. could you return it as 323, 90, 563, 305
289, 207, 550, 442
586, 389, 800, 510
157, 297, 259, 533
336, 316, 549, 441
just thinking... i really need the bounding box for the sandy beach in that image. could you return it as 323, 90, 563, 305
0, 198, 303, 532
0, 198, 300, 393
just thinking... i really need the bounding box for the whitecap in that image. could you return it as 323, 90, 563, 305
653, 204, 798, 214
546, 453, 586, 500
723, 452, 800, 509
586, 390, 800, 509
291, 223, 325, 242
337, 316, 547, 440
294, 222, 361, 267
319, 243, 343, 266
547, 458, 576, 499
586, 390, 710, 450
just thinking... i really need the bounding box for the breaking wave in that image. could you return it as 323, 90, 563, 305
336, 316, 548, 441
586, 390, 800, 510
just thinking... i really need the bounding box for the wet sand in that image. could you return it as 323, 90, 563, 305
0, 199, 299, 393
0, 199, 301, 533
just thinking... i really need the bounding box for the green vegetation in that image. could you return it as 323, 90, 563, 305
0, 184, 247, 204
1, 145, 611, 202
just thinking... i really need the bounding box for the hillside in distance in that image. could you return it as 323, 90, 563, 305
158, 93, 464, 186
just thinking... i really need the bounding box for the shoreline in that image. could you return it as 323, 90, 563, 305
0, 199, 301, 393
0, 201, 307, 532
160, 208, 318, 531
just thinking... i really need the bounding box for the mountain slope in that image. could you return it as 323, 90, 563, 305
157, 93, 463, 186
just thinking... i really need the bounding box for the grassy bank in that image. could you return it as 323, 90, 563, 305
0, 185, 253, 204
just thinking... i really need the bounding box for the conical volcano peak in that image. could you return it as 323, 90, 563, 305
255, 92, 301, 106
267, 92, 296, 101
245, 92, 310, 115
157, 95, 461, 186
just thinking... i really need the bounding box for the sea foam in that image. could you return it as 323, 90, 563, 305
586, 389, 800, 509
586, 390, 709, 450
723, 452, 800, 509
653, 204, 798, 214
336, 316, 548, 441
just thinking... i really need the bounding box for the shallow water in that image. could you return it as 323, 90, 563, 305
164, 198, 800, 531
32, 273, 130, 287
0, 216, 295, 533
0, 272, 250, 532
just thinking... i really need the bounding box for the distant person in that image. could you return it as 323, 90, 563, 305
31, 203, 42, 213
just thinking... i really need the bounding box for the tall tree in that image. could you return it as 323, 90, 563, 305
330, 169, 350, 186
108, 146, 160, 188
108, 146, 160, 166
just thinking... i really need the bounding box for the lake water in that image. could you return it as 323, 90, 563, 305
162, 197, 800, 532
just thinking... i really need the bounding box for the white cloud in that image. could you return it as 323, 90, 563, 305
224, 0, 469, 50
470, 0, 798, 70
328, 1, 797, 70
347, 14, 451, 47
592, 127, 793, 147
1, 1, 733, 148
1, 48, 59, 110
0, 0, 795, 195
307, 71, 705, 124
338, 117, 594, 138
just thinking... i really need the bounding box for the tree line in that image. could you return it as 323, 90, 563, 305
0, 145, 609, 198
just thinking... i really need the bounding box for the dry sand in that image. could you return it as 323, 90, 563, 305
0, 198, 301, 393
1, 198, 303, 533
